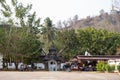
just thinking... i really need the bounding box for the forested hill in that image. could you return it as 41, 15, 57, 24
64, 11, 120, 32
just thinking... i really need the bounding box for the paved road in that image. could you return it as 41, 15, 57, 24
0, 71, 120, 80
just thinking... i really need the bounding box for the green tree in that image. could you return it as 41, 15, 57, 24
0, 0, 42, 69
77, 27, 120, 55
40, 17, 56, 51
18, 34, 43, 63
55, 29, 79, 60
54, 27, 120, 60
41, 17, 55, 42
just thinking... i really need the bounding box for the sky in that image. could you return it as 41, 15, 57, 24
10, 0, 112, 24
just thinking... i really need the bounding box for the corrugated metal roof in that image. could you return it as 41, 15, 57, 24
77, 55, 120, 60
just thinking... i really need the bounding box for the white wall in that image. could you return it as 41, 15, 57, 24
0, 63, 3, 69
34, 63, 45, 69
18, 62, 24, 69
108, 59, 120, 65
7, 63, 16, 69
0, 54, 3, 69
60, 63, 65, 69
108, 59, 120, 72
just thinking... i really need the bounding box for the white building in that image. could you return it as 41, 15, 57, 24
108, 59, 120, 72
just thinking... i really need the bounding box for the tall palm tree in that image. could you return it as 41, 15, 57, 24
41, 17, 56, 43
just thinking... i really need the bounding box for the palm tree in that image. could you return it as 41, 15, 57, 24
41, 17, 56, 43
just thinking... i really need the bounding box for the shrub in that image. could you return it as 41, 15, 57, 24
117, 64, 120, 72
96, 61, 115, 72
107, 65, 115, 72
105, 64, 109, 71
96, 61, 106, 72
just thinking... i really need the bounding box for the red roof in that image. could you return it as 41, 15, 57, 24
71, 58, 78, 61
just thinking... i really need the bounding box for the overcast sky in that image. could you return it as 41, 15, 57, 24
10, 0, 112, 24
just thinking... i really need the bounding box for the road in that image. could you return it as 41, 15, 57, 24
0, 71, 120, 80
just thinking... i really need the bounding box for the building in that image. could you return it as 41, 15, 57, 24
43, 45, 62, 71
71, 55, 120, 71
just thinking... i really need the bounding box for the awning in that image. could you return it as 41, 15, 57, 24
76, 55, 120, 60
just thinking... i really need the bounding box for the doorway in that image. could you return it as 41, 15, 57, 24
48, 60, 57, 71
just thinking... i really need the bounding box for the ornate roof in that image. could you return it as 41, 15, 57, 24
43, 45, 61, 61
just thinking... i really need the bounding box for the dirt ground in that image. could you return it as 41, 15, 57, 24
0, 71, 120, 80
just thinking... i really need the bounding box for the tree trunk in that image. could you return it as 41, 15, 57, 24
14, 59, 18, 70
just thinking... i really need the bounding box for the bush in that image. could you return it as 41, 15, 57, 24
96, 61, 115, 72
106, 65, 115, 72
117, 64, 120, 72
96, 61, 106, 72
110, 65, 115, 72
105, 64, 109, 71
